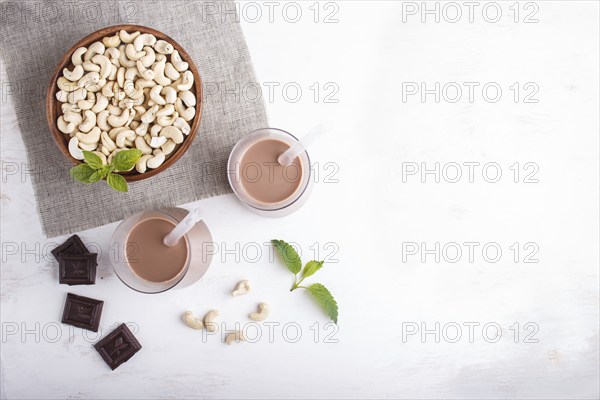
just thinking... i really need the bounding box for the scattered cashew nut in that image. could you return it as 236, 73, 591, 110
232, 280, 251, 296
249, 303, 270, 321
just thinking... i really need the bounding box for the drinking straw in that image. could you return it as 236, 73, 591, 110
163, 207, 204, 247
277, 122, 334, 165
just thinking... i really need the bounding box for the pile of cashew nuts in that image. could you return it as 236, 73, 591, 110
182, 280, 271, 345
55, 30, 196, 173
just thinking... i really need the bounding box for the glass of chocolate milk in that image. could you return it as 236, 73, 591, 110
228, 128, 312, 217
110, 208, 213, 294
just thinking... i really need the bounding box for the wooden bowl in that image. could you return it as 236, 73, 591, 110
46, 24, 202, 182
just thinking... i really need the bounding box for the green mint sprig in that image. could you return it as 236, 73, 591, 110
70, 149, 142, 192
272, 239, 338, 324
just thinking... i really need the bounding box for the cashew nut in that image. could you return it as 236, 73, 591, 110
152, 60, 172, 86
57, 77, 78, 92
125, 43, 146, 61
135, 136, 153, 155
56, 90, 69, 102
71, 47, 87, 66
156, 104, 175, 117
91, 93, 109, 113
134, 33, 157, 51
171, 50, 189, 72
141, 105, 159, 123
68, 137, 84, 160
76, 126, 101, 145
61, 103, 80, 113
175, 98, 196, 121
84, 42, 105, 61
108, 108, 130, 127
116, 130, 135, 148
179, 90, 196, 107
232, 280, 251, 296
182, 311, 203, 330
140, 46, 156, 68
78, 72, 100, 89
119, 30, 140, 44
146, 150, 165, 169
68, 88, 88, 104
123, 79, 144, 99
150, 123, 163, 136
78, 141, 98, 151
97, 110, 110, 131
57, 116, 76, 134
162, 86, 177, 104
160, 125, 183, 144
118, 44, 136, 67
161, 139, 176, 155
63, 111, 83, 125
135, 154, 152, 173
149, 136, 167, 148
150, 85, 166, 105
173, 117, 191, 135
164, 62, 180, 81
92, 54, 112, 80
203, 310, 219, 333
249, 303, 270, 321
136, 60, 154, 81
102, 33, 121, 48
225, 331, 245, 345
105, 47, 120, 65
157, 112, 179, 127
77, 92, 95, 110
63, 65, 84, 82
177, 71, 194, 91
78, 110, 97, 133
101, 131, 116, 152
153, 39, 174, 55
82, 60, 101, 73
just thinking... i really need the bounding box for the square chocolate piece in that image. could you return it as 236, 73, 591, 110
95, 323, 142, 370
51, 235, 88, 262
61, 293, 104, 332
59, 253, 97, 285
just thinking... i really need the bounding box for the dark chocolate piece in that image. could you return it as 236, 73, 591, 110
59, 253, 97, 285
94, 323, 142, 370
61, 293, 104, 332
51, 235, 88, 262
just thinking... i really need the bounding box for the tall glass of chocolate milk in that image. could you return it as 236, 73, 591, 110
228, 128, 313, 217
110, 208, 213, 293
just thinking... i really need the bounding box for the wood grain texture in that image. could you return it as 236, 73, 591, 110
46, 24, 203, 182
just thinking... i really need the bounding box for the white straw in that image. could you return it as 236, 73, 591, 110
163, 207, 204, 247
277, 122, 334, 165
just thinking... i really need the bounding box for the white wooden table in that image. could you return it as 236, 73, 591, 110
1, 1, 598, 398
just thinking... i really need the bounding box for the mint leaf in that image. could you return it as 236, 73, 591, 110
70, 164, 97, 183
82, 150, 103, 170
302, 260, 324, 279
106, 173, 128, 192
88, 170, 104, 183
112, 149, 142, 171
99, 164, 113, 179
307, 283, 338, 324
272, 239, 302, 274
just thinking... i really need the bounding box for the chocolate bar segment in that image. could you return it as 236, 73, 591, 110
94, 323, 142, 370
59, 253, 97, 285
51, 235, 88, 262
61, 293, 104, 332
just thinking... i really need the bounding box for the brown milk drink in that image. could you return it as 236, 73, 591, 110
125, 218, 188, 283
239, 139, 303, 204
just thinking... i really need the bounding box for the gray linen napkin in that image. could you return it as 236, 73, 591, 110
0, 0, 267, 237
